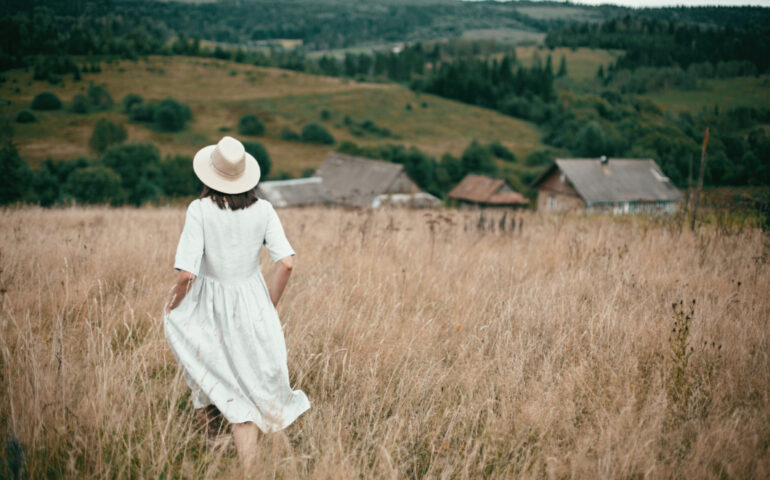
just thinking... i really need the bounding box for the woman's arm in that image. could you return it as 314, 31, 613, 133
165, 270, 196, 314
268, 256, 293, 307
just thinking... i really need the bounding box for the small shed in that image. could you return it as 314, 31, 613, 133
532, 157, 684, 214
315, 152, 424, 208
448, 174, 529, 207
257, 177, 332, 207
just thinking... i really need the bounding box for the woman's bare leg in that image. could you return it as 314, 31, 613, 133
232, 422, 259, 474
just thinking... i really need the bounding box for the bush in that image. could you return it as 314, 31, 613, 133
122, 94, 143, 113
30, 92, 62, 111
154, 98, 191, 132
64, 166, 124, 205
242, 141, 272, 179
102, 142, 162, 205
574, 121, 606, 157
89, 118, 127, 153
31, 168, 59, 207
0, 145, 31, 205
489, 141, 516, 162
301, 122, 335, 145
87, 84, 113, 110
524, 150, 554, 167
129, 102, 155, 122
15, 110, 37, 123
69, 94, 89, 114
238, 114, 265, 136
159, 155, 201, 197
461, 140, 497, 175
280, 128, 301, 141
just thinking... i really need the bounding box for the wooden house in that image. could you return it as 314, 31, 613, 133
532, 157, 683, 214
447, 174, 529, 207
315, 152, 434, 208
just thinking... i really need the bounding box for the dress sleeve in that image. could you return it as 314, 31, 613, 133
264, 202, 295, 262
174, 200, 204, 275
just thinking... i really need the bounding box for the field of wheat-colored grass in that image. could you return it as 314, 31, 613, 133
1, 206, 768, 479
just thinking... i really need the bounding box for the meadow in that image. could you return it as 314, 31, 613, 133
642, 75, 770, 114
1, 205, 768, 479
0, 56, 544, 176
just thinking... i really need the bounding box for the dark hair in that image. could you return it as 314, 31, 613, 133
200, 185, 259, 210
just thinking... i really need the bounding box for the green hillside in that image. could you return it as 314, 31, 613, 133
0, 56, 545, 177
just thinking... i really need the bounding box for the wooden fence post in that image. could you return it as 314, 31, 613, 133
690, 127, 709, 231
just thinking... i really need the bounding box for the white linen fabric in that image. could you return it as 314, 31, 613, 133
164, 197, 310, 432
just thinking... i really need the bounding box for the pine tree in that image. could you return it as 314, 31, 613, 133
557, 55, 567, 77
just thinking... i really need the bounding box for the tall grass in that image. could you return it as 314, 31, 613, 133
1, 206, 768, 479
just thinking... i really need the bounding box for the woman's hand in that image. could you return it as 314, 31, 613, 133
165, 270, 196, 314
269, 256, 294, 307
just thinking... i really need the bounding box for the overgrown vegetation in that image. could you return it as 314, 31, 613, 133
0, 208, 767, 478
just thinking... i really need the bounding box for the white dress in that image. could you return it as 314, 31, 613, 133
163, 197, 310, 432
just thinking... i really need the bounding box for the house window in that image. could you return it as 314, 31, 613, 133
548, 194, 557, 211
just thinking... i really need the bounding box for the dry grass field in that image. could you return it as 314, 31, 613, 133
1, 205, 769, 479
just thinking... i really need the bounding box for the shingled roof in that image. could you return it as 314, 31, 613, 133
257, 177, 332, 207
448, 174, 528, 206
315, 152, 419, 207
533, 158, 683, 204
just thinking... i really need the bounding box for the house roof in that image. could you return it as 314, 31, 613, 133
448, 174, 528, 205
257, 177, 332, 207
371, 192, 442, 209
315, 152, 413, 207
533, 158, 684, 204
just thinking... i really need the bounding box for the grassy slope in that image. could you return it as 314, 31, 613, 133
641, 76, 770, 114
516, 46, 621, 82
1, 56, 544, 176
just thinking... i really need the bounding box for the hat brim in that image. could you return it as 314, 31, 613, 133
193, 144, 261, 194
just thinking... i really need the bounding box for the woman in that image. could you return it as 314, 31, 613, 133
164, 136, 310, 472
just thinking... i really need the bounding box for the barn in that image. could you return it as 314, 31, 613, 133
315, 152, 437, 208
256, 177, 332, 207
447, 174, 529, 207
532, 157, 684, 214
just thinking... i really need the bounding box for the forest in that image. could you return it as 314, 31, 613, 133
1, 0, 769, 208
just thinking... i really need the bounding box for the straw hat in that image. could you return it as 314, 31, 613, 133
193, 136, 261, 194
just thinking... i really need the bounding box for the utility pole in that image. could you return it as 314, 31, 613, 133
690, 127, 709, 231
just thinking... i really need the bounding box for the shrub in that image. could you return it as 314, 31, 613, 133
489, 141, 516, 162
320, 109, 331, 120
87, 84, 113, 110
64, 166, 124, 205
238, 114, 265, 136
101, 142, 162, 205
280, 128, 301, 141
301, 122, 335, 145
574, 121, 606, 157
159, 155, 201, 197
461, 140, 497, 175
122, 94, 143, 113
31, 168, 59, 207
15, 110, 36, 123
89, 118, 127, 153
524, 150, 554, 167
154, 98, 191, 132
30, 92, 62, 111
242, 141, 272, 179
0, 145, 31, 205
69, 94, 89, 114
129, 102, 155, 122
